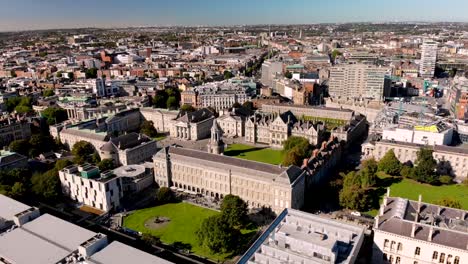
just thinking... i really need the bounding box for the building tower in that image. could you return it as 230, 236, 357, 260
207, 119, 225, 155
419, 40, 438, 78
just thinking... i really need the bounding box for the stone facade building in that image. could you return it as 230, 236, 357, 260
0, 120, 31, 148
362, 140, 468, 181
154, 137, 342, 214
170, 108, 214, 141
181, 82, 254, 112
154, 146, 307, 213
261, 103, 355, 121
245, 111, 324, 148
99, 133, 157, 166
372, 191, 467, 264
140, 107, 179, 133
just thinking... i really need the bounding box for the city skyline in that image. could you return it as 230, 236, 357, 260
2, 0, 468, 31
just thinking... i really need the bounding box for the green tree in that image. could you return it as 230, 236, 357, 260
331, 50, 342, 60
434, 197, 462, 209
5, 97, 22, 112
220, 194, 248, 228
166, 96, 178, 109
140, 120, 158, 138
85, 68, 98, 78
72, 141, 97, 164
67, 72, 74, 80
196, 214, 240, 254
400, 165, 413, 178
339, 185, 369, 211
223, 70, 234, 80
282, 146, 306, 166
153, 92, 167, 108
55, 159, 73, 171
42, 107, 68, 125
156, 187, 175, 204
9, 182, 27, 200
9, 139, 31, 156
360, 158, 378, 188
232, 102, 242, 108
15, 105, 33, 114
31, 169, 60, 201
413, 148, 438, 184
180, 104, 196, 112
242, 101, 255, 111
284, 71, 292, 79
29, 134, 56, 156
98, 159, 115, 171
439, 175, 453, 185
43, 89, 55, 97
378, 150, 402, 176
282, 136, 312, 166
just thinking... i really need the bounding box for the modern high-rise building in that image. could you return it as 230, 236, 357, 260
328, 64, 390, 100
419, 40, 438, 78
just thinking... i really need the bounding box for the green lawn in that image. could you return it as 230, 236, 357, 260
364, 174, 468, 216
153, 133, 167, 141
123, 202, 258, 261
224, 143, 283, 165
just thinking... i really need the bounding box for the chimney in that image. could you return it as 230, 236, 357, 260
428, 226, 434, 242
411, 223, 416, 238
374, 215, 379, 229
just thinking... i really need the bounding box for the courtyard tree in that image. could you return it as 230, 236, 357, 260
156, 187, 175, 204
378, 149, 402, 176
140, 120, 158, 138
220, 194, 248, 228
180, 104, 196, 112
42, 107, 68, 125
196, 214, 240, 253
43, 89, 55, 97
55, 159, 73, 171
72, 141, 97, 164
166, 96, 178, 109
9, 139, 30, 156
31, 169, 61, 201
413, 148, 438, 184
98, 159, 115, 171
339, 185, 369, 211
223, 70, 234, 80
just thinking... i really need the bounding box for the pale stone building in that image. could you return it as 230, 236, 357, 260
261, 103, 355, 121
99, 133, 157, 166
372, 191, 467, 264
169, 108, 214, 141
239, 209, 365, 264
139, 107, 179, 133
113, 163, 154, 194
154, 146, 307, 213
217, 113, 245, 138
362, 140, 468, 181
0, 120, 31, 148
245, 111, 324, 148
59, 164, 123, 212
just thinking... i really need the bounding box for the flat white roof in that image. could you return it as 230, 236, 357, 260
90, 241, 173, 264
0, 228, 69, 264
22, 214, 96, 250
0, 194, 31, 221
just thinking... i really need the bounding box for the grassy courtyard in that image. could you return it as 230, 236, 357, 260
364, 174, 468, 216
224, 143, 284, 165
123, 202, 257, 261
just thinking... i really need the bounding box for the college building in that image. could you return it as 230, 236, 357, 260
372, 190, 467, 264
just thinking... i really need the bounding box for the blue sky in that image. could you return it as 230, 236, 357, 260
1, 0, 467, 31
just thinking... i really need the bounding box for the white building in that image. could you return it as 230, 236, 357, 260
99, 133, 158, 166
261, 60, 283, 87
239, 208, 365, 264
419, 40, 438, 78
329, 64, 390, 101
372, 191, 467, 264
59, 164, 123, 212
382, 123, 453, 146
0, 194, 173, 264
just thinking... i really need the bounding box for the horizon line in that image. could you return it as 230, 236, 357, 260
2, 20, 468, 33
